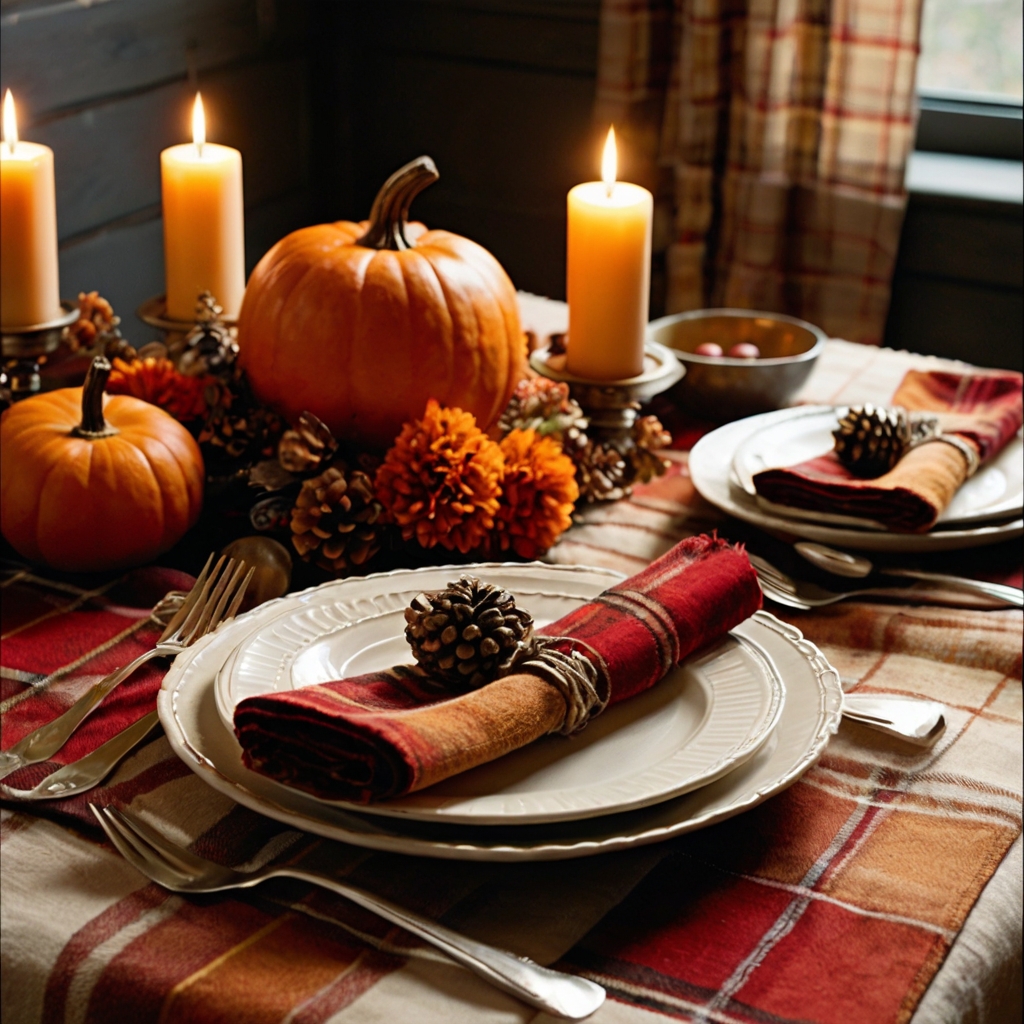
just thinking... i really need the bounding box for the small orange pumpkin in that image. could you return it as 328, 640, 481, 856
237, 156, 526, 449
0, 357, 204, 572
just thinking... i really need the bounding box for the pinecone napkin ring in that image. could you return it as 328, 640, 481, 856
404, 575, 608, 735
833, 405, 979, 479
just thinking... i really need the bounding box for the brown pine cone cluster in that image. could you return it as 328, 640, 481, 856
833, 404, 911, 478
629, 414, 672, 483
179, 292, 238, 376
574, 439, 631, 503
200, 371, 283, 468
278, 411, 339, 474
290, 464, 385, 572
404, 576, 534, 690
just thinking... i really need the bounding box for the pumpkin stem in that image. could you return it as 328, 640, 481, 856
72, 356, 119, 439
356, 156, 439, 251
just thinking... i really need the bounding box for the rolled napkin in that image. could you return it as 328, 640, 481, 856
752, 370, 1023, 532
234, 534, 762, 803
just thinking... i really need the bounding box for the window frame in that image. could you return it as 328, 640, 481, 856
916, 91, 1023, 161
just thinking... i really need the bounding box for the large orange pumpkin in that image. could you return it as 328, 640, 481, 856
0, 357, 204, 571
237, 156, 526, 448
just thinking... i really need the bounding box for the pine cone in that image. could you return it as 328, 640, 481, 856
179, 292, 238, 377
833, 404, 911, 478
498, 376, 588, 442
404, 576, 534, 690
290, 464, 384, 572
278, 411, 338, 474
199, 371, 283, 468
575, 439, 630, 503
630, 415, 672, 483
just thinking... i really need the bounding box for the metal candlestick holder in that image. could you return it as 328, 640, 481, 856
530, 339, 685, 447
1, 301, 81, 397
137, 294, 237, 358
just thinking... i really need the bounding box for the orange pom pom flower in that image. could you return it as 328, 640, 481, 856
492, 429, 579, 559
375, 399, 505, 553
106, 357, 212, 424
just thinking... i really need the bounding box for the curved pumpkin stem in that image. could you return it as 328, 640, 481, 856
72, 356, 119, 439
356, 156, 439, 251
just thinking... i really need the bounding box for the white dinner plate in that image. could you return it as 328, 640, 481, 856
691, 411, 1024, 552
158, 565, 843, 862
731, 406, 1024, 529
212, 566, 784, 825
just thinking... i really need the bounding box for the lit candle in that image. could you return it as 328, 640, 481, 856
161, 93, 245, 321
566, 127, 653, 380
0, 90, 62, 329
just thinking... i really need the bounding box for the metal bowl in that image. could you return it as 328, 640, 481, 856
647, 308, 826, 422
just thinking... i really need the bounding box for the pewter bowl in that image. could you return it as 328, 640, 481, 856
647, 308, 826, 422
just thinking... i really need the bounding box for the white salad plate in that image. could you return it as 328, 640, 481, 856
731, 406, 1024, 529
211, 565, 784, 825
690, 410, 1024, 552
158, 564, 843, 862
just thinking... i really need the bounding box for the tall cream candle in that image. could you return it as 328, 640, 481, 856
0, 90, 62, 329
566, 128, 652, 380
161, 93, 245, 321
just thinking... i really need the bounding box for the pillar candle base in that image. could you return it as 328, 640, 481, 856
530, 340, 684, 500
530, 340, 684, 445
137, 294, 237, 359
1, 301, 81, 397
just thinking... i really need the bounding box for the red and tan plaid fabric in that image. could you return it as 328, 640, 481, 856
2, 338, 1021, 1024
596, 0, 922, 344
234, 535, 761, 802
752, 368, 1024, 531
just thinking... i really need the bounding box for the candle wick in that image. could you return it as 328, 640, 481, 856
605, 181, 614, 199
196, 141, 204, 158
6, 139, 14, 157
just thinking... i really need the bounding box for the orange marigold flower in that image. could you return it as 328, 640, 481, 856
491, 428, 579, 559
106, 357, 211, 424
375, 399, 504, 554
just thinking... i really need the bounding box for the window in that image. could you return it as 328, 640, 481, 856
915, 0, 1023, 160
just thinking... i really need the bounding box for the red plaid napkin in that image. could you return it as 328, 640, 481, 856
752, 370, 1023, 532
233, 535, 762, 802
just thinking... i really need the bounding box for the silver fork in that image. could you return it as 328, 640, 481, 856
90, 804, 605, 1020
0, 556, 253, 780
750, 554, 1012, 610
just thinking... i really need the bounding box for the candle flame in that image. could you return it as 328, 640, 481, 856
192, 92, 205, 155
3, 90, 18, 155
601, 126, 617, 196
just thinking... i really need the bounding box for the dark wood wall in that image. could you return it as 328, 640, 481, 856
0, 0, 312, 337
306, 0, 603, 301
2, 0, 1020, 369
884, 193, 1022, 371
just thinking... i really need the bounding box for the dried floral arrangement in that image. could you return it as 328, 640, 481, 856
59, 291, 672, 579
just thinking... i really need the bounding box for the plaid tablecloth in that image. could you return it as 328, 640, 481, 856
2, 304, 1021, 1024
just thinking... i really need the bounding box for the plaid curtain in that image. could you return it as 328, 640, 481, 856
596, 0, 923, 344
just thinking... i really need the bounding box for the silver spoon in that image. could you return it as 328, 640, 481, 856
794, 542, 1023, 608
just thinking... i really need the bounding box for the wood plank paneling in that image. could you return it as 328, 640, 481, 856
336, 5, 601, 300
35, 56, 307, 240
895, 194, 1023, 290
884, 273, 1023, 371
355, 0, 599, 76
58, 187, 311, 330
0, 0, 267, 117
